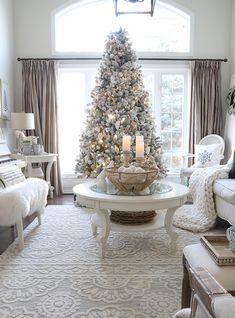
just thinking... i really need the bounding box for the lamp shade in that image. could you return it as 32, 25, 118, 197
11, 112, 35, 130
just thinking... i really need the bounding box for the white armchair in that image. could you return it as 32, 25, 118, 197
180, 134, 225, 185
173, 267, 235, 318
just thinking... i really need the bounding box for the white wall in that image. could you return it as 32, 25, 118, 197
12, 0, 233, 106
12, 0, 64, 112
11, 0, 234, 151
0, 0, 14, 146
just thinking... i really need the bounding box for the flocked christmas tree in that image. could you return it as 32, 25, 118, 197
75, 28, 167, 178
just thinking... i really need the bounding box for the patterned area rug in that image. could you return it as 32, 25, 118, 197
0, 205, 201, 318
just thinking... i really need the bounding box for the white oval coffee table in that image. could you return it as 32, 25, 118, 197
73, 181, 189, 258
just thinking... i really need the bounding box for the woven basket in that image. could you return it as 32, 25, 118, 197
110, 210, 157, 224
105, 167, 159, 193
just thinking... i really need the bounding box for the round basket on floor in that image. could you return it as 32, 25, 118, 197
110, 210, 157, 224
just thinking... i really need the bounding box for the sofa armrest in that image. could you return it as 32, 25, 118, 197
212, 295, 235, 318
189, 267, 229, 316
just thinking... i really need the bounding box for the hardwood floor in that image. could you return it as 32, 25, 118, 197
0, 194, 74, 254
47, 194, 74, 205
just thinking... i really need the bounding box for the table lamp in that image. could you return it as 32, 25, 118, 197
10, 112, 35, 153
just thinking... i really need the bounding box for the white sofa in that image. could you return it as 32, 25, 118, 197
213, 178, 235, 225
0, 166, 48, 250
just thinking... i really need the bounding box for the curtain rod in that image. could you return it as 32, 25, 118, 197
17, 57, 228, 62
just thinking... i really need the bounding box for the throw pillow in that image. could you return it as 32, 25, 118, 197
0, 165, 25, 187
194, 143, 222, 168
229, 150, 235, 179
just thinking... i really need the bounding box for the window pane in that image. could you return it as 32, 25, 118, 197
173, 113, 182, 128
161, 113, 172, 131
58, 67, 188, 176
161, 132, 171, 151
162, 152, 171, 167
172, 131, 182, 150
143, 73, 154, 112
57, 69, 87, 174
54, 0, 191, 54
172, 96, 183, 112
172, 153, 182, 169
160, 73, 185, 171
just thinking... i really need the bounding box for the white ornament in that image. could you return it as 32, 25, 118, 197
135, 167, 145, 173
105, 177, 118, 194
118, 166, 125, 172
136, 188, 150, 195
115, 121, 120, 130
97, 177, 107, 192
146, 146, 150, 155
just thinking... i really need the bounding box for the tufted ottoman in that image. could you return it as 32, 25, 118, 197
181, 243, 235, 308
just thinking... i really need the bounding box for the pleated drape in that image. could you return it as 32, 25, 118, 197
22, 60, 62, 195
189, 60, 224, 154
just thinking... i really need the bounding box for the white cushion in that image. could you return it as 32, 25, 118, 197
212, 296, 235, 318
215, 196, 235, 225
183, 244, 235, 291
213, 179, 235, 205
0, 165, 25, 187
194, 144, 222, 167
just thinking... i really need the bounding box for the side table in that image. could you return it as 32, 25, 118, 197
13, 153, 58, 198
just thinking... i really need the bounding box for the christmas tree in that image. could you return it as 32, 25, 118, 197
75, 28, 167, 178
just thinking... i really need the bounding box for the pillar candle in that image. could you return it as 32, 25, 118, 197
122, 135, 131, 152
136, 135, 144, 144
136, 141, 144, 158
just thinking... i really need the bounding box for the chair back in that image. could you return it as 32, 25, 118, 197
199, 134, 225, 157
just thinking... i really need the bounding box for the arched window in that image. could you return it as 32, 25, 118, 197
54, 1, 192, 185
52, 0, 193, 55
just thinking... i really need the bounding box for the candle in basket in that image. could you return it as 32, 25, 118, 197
122, 135, 131, 152
136, 137, 144, 158
136, 135, 144, 144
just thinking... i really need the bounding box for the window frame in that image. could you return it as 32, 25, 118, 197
57, 61, 190, 177
51, 0, 194, 57
142, 63, 190, 172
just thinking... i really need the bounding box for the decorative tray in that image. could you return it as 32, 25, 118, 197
200, 235, 235, 266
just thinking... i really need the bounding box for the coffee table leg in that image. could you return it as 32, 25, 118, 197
91, 209, 110, 258
165, 207, 178, 250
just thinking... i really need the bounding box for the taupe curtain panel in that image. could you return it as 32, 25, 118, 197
22, 60, 62, 195
189, 60, 224, 154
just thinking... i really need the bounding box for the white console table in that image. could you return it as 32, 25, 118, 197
14, 153, 58, 198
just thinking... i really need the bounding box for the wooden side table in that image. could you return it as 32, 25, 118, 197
14, 153, 58, 198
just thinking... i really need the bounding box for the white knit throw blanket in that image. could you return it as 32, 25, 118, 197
173, 166, 228, 232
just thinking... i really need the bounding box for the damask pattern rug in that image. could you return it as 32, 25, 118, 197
0, 205, 201, 318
